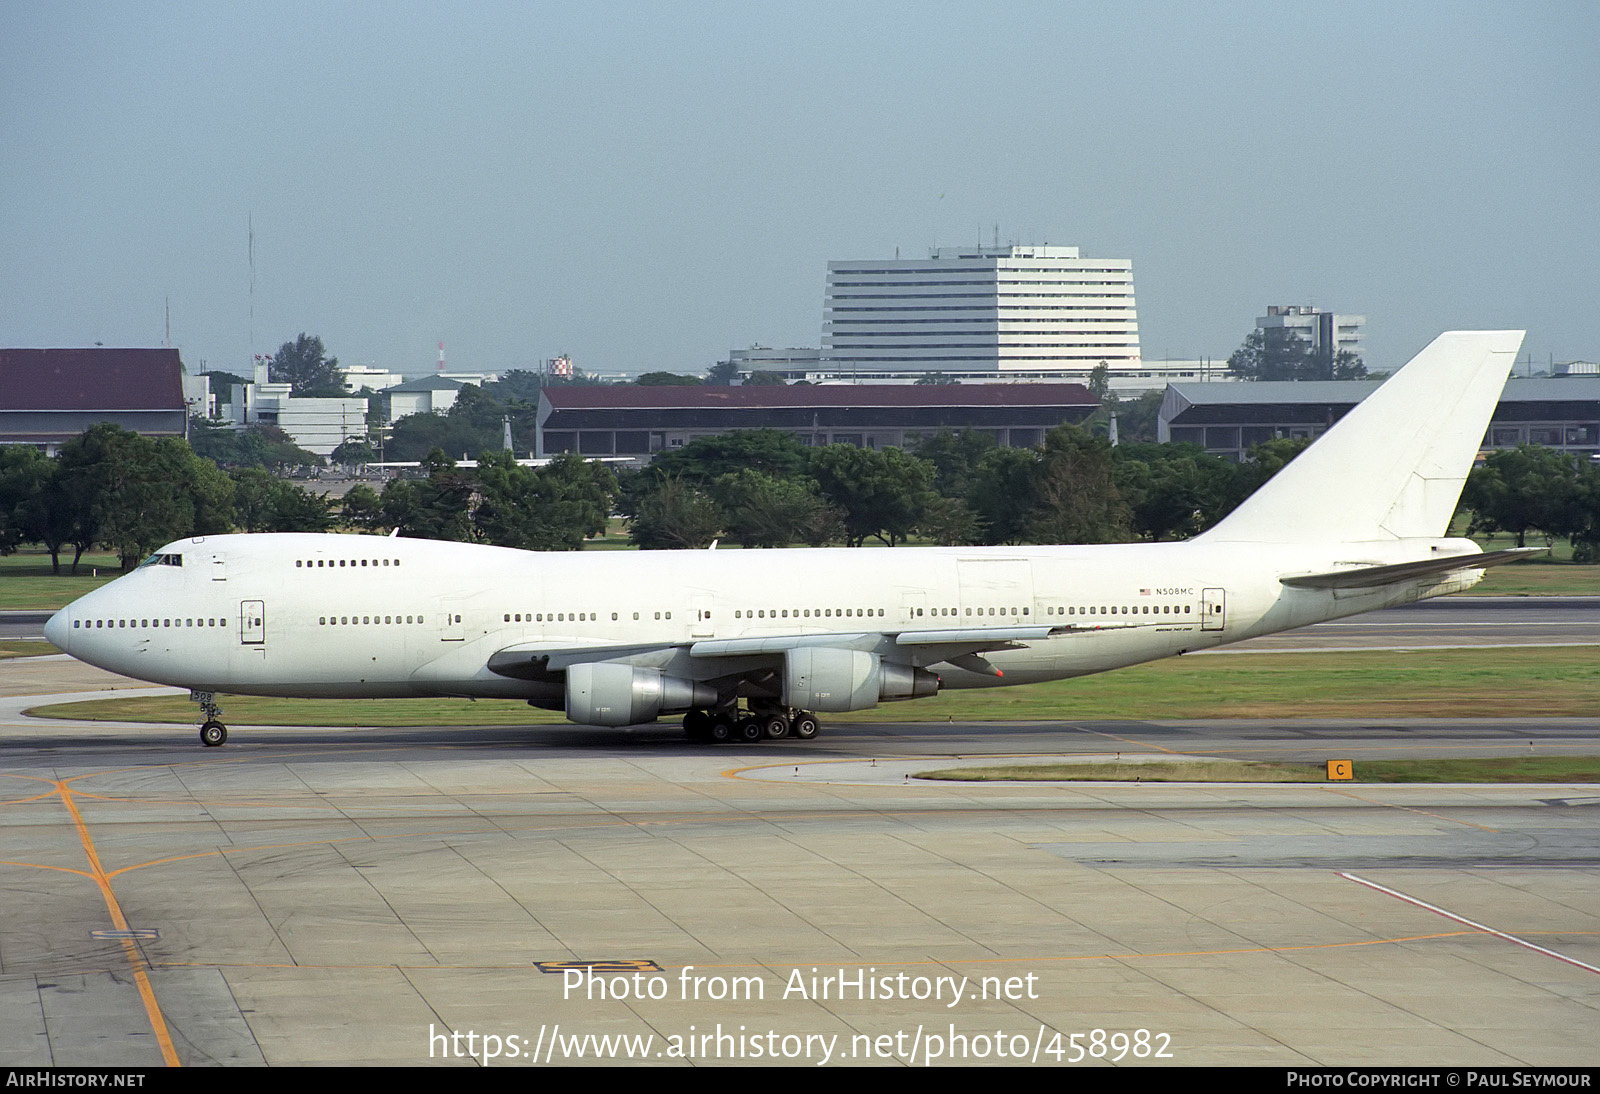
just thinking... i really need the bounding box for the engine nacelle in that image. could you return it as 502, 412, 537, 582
879, 661, 941, 702
565, 663, 716, 726
783, 648, 939, 712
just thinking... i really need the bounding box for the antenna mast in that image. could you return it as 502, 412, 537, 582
248, 213, 255, 361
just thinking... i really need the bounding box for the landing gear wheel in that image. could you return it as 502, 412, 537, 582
708, 715, 734, 743
683, 710, 712, 741
762, 714, 790, 740
199, 721, 227, 747
792, 712, 819, 740
737, 717, 764, 743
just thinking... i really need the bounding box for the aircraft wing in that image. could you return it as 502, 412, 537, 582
488, 619, 1163, 684
690, 624, 1070, 656
486, 640, 681, 679
1279, 547, 1544, 590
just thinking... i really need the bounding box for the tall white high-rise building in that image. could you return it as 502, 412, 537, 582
822, 244, 1139, 381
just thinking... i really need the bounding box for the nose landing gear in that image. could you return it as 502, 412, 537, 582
191, 691, 228, 747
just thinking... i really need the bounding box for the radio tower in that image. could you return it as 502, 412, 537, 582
437, 341, 446, 374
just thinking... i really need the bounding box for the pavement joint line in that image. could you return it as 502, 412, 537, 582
1315, 785, 1501, 831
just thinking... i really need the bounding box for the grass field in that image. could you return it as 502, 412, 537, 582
24, 645, 1599, 726
914, 757, 1600, 783
0, 641, 56, 659
0, 551, 124, 610
1465, 559, 1600, 595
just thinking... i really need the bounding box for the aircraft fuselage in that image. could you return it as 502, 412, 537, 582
46, 531, 1483, 703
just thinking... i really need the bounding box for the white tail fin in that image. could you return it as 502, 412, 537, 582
1198, 330, 1524, 544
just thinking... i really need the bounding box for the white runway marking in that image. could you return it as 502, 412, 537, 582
1340, 871, 1600, 976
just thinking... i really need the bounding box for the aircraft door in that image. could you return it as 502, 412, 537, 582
899, 591, 927, 624
691, 594, 715, 638
240, 600, 265, 644
440, 599, 466, 642
1200, 588, 1226, 631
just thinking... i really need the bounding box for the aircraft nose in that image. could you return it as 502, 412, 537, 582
44, 609, 69, 652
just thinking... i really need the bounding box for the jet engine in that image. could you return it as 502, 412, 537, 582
783, 648, 938, 712
564, 663, 717, 727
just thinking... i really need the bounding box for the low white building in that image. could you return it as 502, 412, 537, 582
181, 372, 213, 418
384, 376, 467, 419
341, 364, 404, 392
225, 382, 367, 457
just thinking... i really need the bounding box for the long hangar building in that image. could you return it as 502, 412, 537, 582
1159, 376, 1600, 462
535, 384, 1099, 458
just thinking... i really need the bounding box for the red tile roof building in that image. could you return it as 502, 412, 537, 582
0, 348, 188, 453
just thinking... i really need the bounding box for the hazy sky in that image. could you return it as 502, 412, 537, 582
3, 2, 1596, 379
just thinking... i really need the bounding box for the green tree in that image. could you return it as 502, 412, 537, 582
0, 445, 50, 555
385, 384, 539, 462
473, 451, 616, 551
188, 418, 322, 468
28, 461, 81, 574
1110, 389, 1163, 445
481, 369, 545, 401
1211, 436, 1314, 524
911, 429, 999, 499
967, 445, 1038, 545
229, 468, 331, 533
1114, 443, 1233, 541
712, 469, 841, 548
1567, 462, 1600, 562
915, 493, 982, 546
378, 449, 475, 541
651, 429, 812, 484
635, 371, 703, 386
198, 369, 249, 391
57, 426, 235, 570
340, 483, 385, 533
526, 452, 617, 549
471, 451, 546, 549
625, 474, 722, 549
270, 333, 344, 395
330, 437, 376, 468
1086, 362, 1112, 402
1024, 426, 1131, 544
1228, 328, 1367, 381
808, 444, 935, 547
1462, 445, 1586, 548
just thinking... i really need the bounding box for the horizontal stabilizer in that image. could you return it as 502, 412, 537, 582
1279, 548, 1544, 590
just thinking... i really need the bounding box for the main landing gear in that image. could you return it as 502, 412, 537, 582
191, 690, 228, 747
682, 706, 820, 744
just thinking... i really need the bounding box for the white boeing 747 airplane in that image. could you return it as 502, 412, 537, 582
47, 331, 1534, 747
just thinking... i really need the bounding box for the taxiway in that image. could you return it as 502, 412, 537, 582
0, 658, 1595, 1066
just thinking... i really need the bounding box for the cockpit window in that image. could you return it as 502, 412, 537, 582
138, 552, 184, 568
